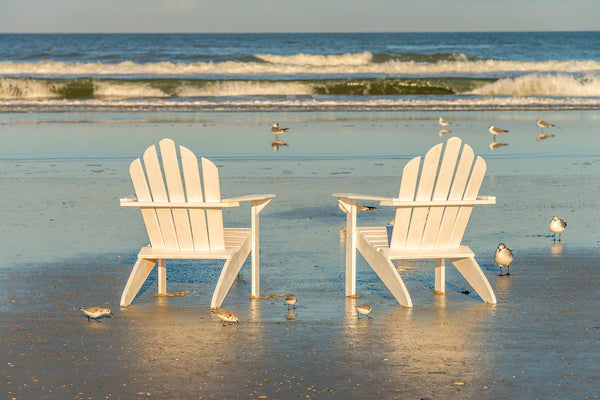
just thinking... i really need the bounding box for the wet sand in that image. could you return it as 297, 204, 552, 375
2, 174, 600, 399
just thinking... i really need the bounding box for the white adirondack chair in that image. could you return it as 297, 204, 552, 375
333, 137, 497, 307
120, 138, 275, 309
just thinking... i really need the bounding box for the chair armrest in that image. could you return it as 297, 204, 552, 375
332, 193, 392, 202
380, 195, 496, 207
222, 194, 276, 203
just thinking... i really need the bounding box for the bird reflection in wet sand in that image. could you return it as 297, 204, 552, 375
271, 140, 288, 151
212, 309, 239, 326
439, 129, 450, 137
489, 141, 508, 150
286, 310, 297, 321
537, 133, 555, 141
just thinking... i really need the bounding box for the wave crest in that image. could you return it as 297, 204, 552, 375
470, 74, 600, 97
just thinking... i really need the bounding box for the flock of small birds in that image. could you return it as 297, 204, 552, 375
437, 116, 557, 146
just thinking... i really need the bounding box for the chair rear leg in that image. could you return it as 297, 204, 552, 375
450, 257, 497, 304
120, 257, 157, 306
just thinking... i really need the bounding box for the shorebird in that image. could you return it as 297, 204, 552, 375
489, 125, 508, 138
549, 216, 567, 242
494, 243, 514, 276
536, 119, 554, 134
212, 309, 239, 325
79, 307, 113, 322
271, 123, 289, 136
284, 294, 297, 310
439, 116, 450, 127
357, 203, 376, 212
356, 304, 372, 318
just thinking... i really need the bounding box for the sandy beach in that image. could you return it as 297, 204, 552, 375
1, 111, 600, 399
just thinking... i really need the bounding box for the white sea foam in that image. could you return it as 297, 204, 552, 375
2, 58, 600, 76
469, 73, 600, 97
176, 81, 313, 97
2, 96, 599, 112
255, 52, 374, 66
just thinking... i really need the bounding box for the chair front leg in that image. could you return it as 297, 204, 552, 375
338, 198, 357, 297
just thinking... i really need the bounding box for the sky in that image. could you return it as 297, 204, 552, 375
0, 0, 598, 33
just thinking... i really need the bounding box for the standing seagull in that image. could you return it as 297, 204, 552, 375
489, 125, 509, 138
494, 243, 514, 276
439, 116, 450, 127
284, 294, 297, 310
271, 123, 289, 136
356, 304, 372, 318
79, 307, 113, 322
536, 119, 554, 134
549, 216, 567, 242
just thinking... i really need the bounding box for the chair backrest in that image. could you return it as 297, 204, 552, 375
129, 138, 225, 252
390, 137, 486, 251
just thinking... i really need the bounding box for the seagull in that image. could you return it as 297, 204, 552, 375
549, 216, 567, 242
439, 116, 450, 127
271, 123, 289, 136
79, 307, 113, 322
536, 119, 554, 134
357, 203, 376, 212
489, 125, 508, 137
212, 309, 239, 325
356, 304, 372, 318
284, 294, 297, 310
494, 243, 514, 276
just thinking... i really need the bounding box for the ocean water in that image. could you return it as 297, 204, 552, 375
1, 32, 600, 111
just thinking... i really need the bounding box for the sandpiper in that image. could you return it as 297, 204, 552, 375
271, 123, 289, 135
212, 309, 239, 325
284, 294, 297, 309
536, 119, 554, 134
356, 304, 372, 318
489, 125, 509, 137
549, 216, 567, 242
79, 307, 113, 322
439, 116, 450, 127
494, 243, 514, 276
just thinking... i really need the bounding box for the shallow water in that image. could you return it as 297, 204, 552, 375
1, 110, 599, 399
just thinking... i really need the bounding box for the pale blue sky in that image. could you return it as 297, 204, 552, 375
1, 0, 598, 33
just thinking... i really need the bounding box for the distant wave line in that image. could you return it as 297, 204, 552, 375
1, 57, 600, 76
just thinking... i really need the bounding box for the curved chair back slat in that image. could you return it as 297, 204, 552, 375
390, 137, 486, 251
